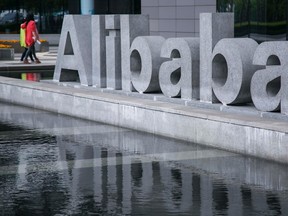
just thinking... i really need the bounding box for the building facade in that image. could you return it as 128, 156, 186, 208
141, 0, 216, 38
0, 0, 287, 42
143, 0, 288, 42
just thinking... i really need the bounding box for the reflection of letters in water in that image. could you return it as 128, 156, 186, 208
54, 13, 288, 114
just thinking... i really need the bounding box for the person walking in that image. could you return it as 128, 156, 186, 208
22, 13, 41, 64
20, 19, 34, 62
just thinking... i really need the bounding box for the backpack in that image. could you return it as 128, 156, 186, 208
20, 27, 26, 47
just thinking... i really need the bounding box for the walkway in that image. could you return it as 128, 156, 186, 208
0, 34, 58, 74
0, 46, 57, 73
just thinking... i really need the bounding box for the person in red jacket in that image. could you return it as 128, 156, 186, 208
20, 19, 34, 62
22, 13, 41, 64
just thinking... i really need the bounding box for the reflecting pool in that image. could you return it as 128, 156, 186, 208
0, 102, 287, 215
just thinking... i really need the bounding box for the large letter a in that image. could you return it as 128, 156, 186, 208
53, 15, 92, 86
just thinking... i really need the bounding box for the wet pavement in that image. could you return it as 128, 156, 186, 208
0, 102, 288, 215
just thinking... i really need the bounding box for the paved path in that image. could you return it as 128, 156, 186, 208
0, 46, 57, 80
0, 34, 58, 73
0, 46, 57, 67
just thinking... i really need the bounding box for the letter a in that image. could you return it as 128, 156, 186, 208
53, 15, 92, 86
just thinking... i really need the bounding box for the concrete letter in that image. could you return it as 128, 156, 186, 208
200, 13, 234, 103
159, 38, 200, 100
212, 38, 259, 105
130, 36, 165, 93
120, 15, 150, 92
251, 42, 288, 113
54, 15, 92, 86
91, 15, 106, 88
106, 15, 121, 90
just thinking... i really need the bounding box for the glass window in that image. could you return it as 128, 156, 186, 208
0, 0, 141, 34
0, 0, 68, 34
217, 0, 287, 42
94, 0, 141, 14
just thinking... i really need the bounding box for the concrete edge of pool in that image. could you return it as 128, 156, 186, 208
0, 76, 287, 164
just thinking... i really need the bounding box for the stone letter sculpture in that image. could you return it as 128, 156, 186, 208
130, 36, 165, 93
212, 38, 260, 105
120, 15, 150, 92
53, 13, 288, 115
159, 38, 200, 100
92, 15, 106, 88
251, 41, 288, 113
199, 13, 234, 103
54, 15, 92, 86
105, 15, 121, 90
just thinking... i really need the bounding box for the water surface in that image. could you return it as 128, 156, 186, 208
0, 102, 287, 216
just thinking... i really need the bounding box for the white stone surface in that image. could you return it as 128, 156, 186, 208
92, 15, 106, 88
199, 13, 234, 103
120, 15, 150, 92
159, 37, 200, 99
212, 38, 260, 105
130, 36, 165, 93
251, 41, 288, 113
53, 15, 92, 86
